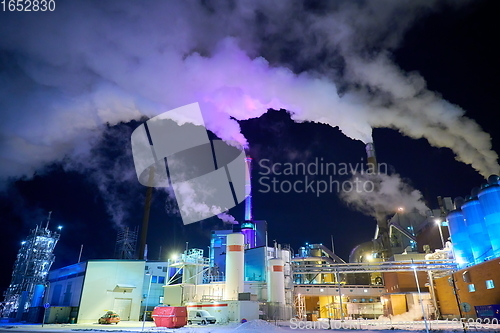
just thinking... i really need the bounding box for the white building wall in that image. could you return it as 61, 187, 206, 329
143, 262, 168, 309
77, 260, 145, 323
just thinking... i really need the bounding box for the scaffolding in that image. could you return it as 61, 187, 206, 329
293, 293, 306, 320
2, 221, 60, 319
114, 226, 138, 259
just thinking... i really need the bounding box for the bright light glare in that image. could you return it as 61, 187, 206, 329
171, 254, 178, 260
58, 226, 62, 230
397, 207, 404, 212
434, 218, 441, 225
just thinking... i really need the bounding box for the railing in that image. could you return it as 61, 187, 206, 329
292, 259, 456, 274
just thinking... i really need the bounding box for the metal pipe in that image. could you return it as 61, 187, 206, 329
412, 260, 429, 333
77, 244, 83, 263
142, 273, 153, 331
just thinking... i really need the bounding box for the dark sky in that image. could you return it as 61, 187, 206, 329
0, 0, 498, 296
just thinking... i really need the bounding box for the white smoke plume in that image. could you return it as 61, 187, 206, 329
340, 173, 429, 220
217, 213, 238, 225
0, 0, 497, 191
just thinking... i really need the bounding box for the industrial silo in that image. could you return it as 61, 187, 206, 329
267, 258, 285, 304
225, 233, 245, 300
478, 175, 500, 259
461, 193, 493, 264
446, 206, 474, 268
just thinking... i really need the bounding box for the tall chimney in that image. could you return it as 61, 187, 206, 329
242, 155, 257, 248
366, 142, 391, 258
244, 156, 252, 221
365, 143, 378, 174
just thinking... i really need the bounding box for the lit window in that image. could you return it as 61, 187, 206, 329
158, 276, 165, 284
486, 280, 495, 289
151, 276, 158, 283
468, 284, 475, 292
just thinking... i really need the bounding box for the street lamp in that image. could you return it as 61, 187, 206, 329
142, 273, 153, 332
41, 281, 50, 327
412, 260, 429, 333
434, 219, 445, 248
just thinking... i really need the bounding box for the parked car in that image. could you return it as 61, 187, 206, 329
187, 310, 216, 325
98, 311, 120, 324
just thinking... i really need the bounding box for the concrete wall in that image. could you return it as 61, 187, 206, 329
77, 260, 145, 323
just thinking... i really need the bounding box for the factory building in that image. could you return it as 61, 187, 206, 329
6, 144, 500, 324
431, 175, 500, 319
41, 259, 172, 324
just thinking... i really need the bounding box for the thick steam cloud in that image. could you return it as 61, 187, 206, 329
0, 0, 497, 226
340, 173, 429, 220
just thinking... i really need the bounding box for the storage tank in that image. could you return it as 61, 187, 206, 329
478, 177, 500, 258
461, 197, 493, 264
267, 258, 285, 304
446, 209, 474, 267
225, 233, 245, 300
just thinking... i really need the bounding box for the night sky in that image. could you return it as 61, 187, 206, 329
0, 0, 498, 296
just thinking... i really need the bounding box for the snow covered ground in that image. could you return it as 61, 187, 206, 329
1, 319, 499, 333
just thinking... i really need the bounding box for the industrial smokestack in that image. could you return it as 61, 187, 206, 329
244, 156, 252, 221
225, 233, 245, 300
241, 155, 257, 249
365, 142, 391, 258
365, 143, 378, 174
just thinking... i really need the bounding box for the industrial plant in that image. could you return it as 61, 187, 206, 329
2, 143, 500, 326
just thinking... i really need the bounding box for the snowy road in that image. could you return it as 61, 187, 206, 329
1, 319, 499, 333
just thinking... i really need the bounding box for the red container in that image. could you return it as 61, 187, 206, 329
152, 306, 187, 328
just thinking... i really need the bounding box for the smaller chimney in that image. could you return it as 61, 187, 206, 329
365, 143, 378, 174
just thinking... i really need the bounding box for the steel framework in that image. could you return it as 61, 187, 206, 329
2, 224, 60, 318
114, 226, 138, 259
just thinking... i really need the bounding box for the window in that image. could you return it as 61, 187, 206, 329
151, 276, 158, 283
486, 280, 495, 289
162, 267, 168, 272
158, 276, 165, 284
468, 284, 475, 292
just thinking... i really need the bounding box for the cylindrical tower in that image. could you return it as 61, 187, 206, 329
225, 233, 245, 300
446, 209, 474, 267
461, 198, 492, 263
267, 258, 285, 303
478, 181, 500, 258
